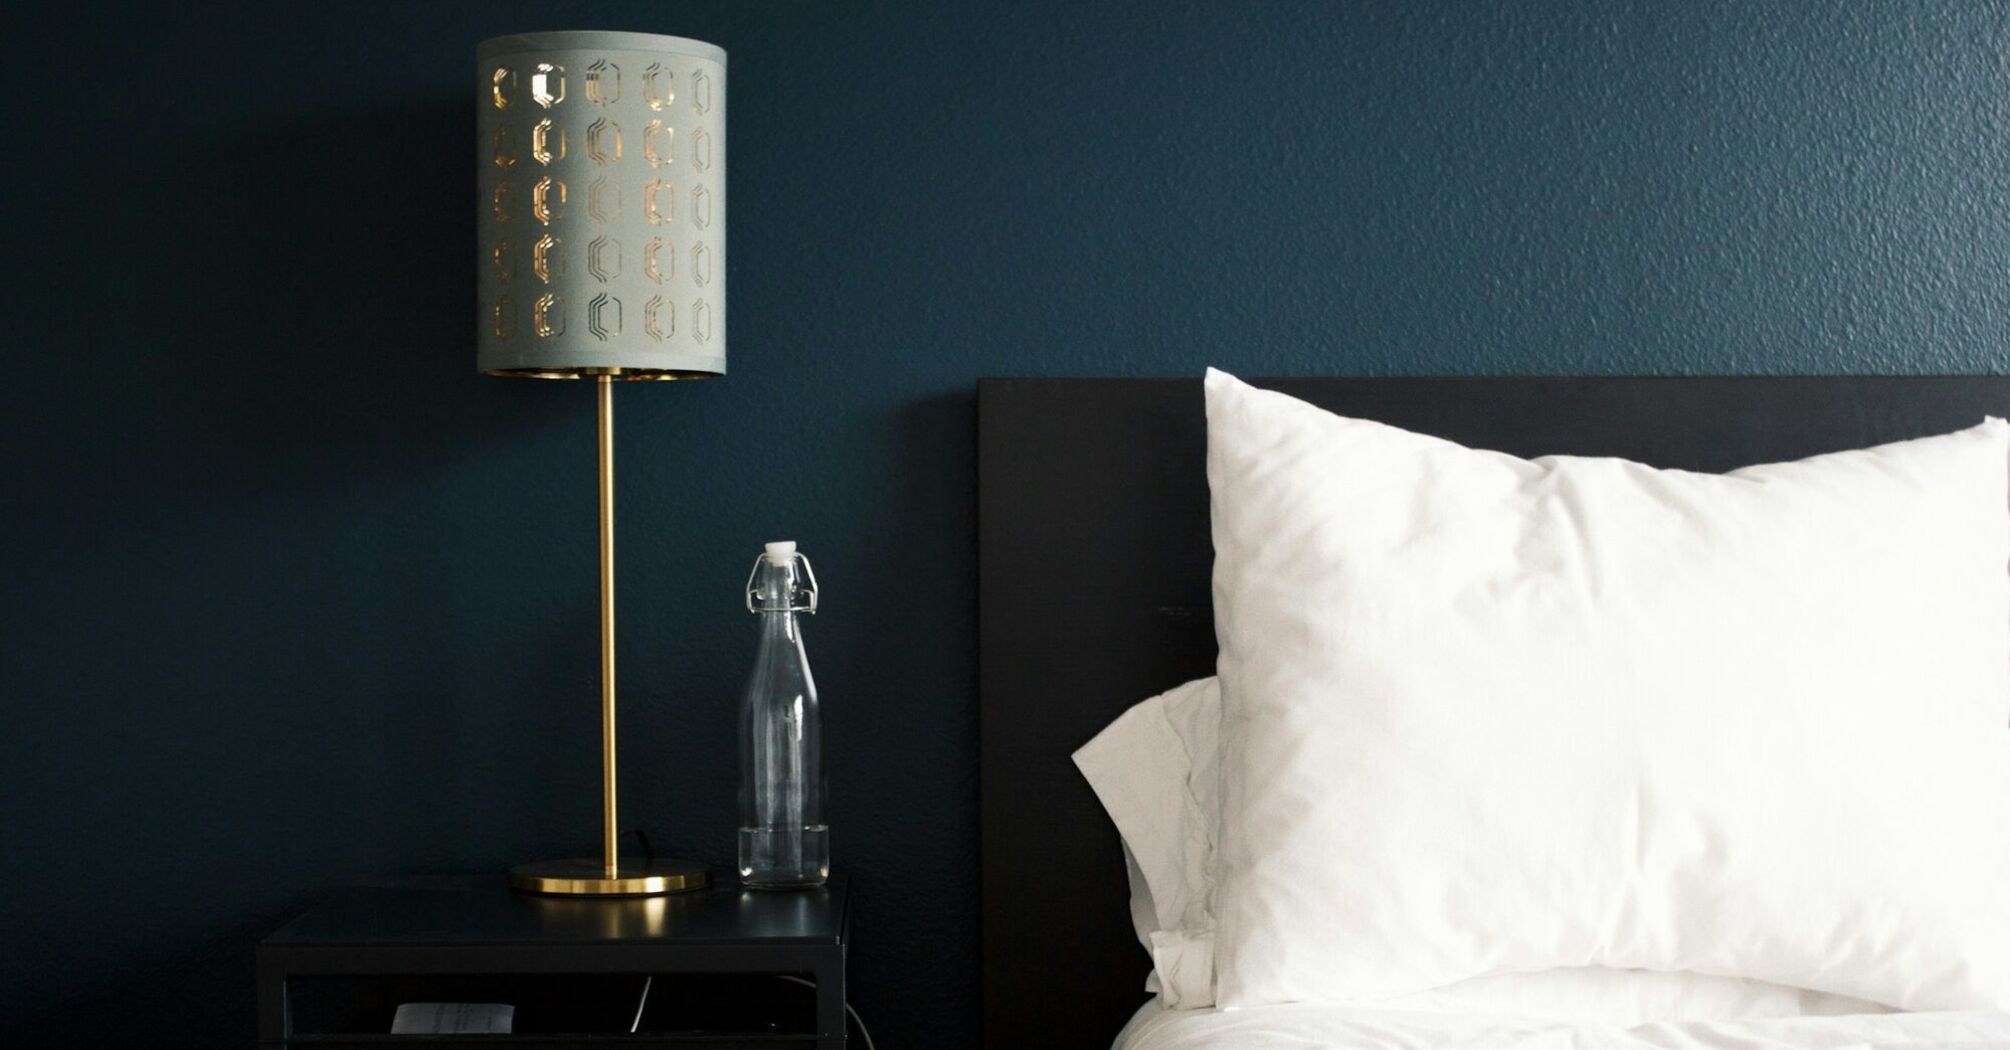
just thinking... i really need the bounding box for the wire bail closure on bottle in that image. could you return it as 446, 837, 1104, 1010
746, 552, 818, 614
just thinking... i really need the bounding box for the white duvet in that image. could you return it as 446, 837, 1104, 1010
1114, 1001, 2010, 1050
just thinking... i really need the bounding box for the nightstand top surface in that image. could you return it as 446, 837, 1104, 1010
263, 874, 849, 949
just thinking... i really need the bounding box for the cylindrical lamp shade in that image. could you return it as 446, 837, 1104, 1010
477, 32, 726, 379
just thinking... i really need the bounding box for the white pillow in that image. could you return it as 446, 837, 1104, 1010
1204, 369, 2010, 1011
1074, 678, 1219, 1006
1075, 676, 1887, 1021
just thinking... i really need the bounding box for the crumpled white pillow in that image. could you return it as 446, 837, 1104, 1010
1076, 677, 1886, 1021
1074, 678, 1220, 1006
1205, 369, 2010, 1011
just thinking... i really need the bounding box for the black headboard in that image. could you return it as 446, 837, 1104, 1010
976, 375, 2010, 1048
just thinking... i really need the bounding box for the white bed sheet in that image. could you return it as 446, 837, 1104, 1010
1113, 1000, 2010, 1050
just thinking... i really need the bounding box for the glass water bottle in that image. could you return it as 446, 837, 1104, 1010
738, 541, 829, 888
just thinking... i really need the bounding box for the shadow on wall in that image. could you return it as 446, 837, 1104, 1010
7, 100, 595, 1045
153, 97, 573, 486
41, 914, 305, 1046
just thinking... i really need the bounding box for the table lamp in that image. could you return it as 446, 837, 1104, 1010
476, 30, 726, 896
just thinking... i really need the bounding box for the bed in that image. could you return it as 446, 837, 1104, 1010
977, 376, 2010, 1050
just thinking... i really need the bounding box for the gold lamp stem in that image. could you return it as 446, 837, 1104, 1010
506, 375, 708, 897
597, 374, 619, 880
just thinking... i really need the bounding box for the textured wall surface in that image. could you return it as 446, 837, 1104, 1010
5, 1, 2009, 1044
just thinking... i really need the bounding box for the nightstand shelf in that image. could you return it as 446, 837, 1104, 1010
258, 874, 849, 1048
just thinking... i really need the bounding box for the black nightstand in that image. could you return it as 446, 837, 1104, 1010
257, 874, 849, 1048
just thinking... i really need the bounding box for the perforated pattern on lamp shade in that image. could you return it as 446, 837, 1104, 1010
477, 31, 725, 378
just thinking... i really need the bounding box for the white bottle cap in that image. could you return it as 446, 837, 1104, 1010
763, 540, 798, 565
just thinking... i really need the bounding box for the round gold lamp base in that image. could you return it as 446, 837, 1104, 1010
508, 858, 711, 897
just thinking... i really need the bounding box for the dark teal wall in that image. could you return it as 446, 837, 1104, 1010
6, 1, 2009, 1044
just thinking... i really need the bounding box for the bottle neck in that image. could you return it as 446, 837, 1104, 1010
757, 608, 802, 644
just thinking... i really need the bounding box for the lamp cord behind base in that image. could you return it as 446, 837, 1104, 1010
776, 974, 876, 1050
